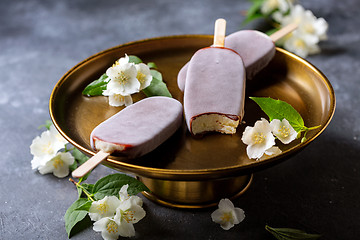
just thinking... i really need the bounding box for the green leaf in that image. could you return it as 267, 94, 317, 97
77, 183, 94, 198
250, 97, 305, 132
150, 69, 162, 81
128, 55, 143, 64
243, 0, 265, 25
266, 225, 321, 240
142, 77, 172, 98
69, 149, 91, 179
72, 149, 90, 165
243, 13, 265, 25
75, 200, 92, 211
64, 198, 91, 238
69, 161, 78, 172
92, 173, 150, 200
142, 69, 171, 97
82, 73, 109, 96
147, 62, 158, 69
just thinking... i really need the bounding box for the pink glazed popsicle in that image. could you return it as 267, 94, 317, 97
177, 24, 297, 91
90, 96, 183, 158
72, 96, 183, 178
183, 19, 246, 136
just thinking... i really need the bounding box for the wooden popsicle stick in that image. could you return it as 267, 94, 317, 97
72, 150, 110, 178
270, 23, 298, 42
213, 18, 226, 47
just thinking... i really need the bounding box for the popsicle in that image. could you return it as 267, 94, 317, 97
183, 18, 246, 136
177, 23, 298, 91
72, 96, 183, 178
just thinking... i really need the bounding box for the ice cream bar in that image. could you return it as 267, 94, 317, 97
177, 24, 297, 91
183, 19, 246, 135
90, 96, 183, 158
72, 96, 183, 178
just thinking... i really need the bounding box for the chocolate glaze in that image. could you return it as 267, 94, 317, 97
177, 30, 275, 91
90, 97, 183, 158
183, 47, 246, 134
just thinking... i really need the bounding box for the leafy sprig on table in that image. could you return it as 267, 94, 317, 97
65, 173, 149, 238
266, 225, 321, 240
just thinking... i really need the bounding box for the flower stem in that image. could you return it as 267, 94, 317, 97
69, 178, 95, 202
307, 125, 322, 131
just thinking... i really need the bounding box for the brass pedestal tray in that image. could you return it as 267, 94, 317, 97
49, 35, 335, 208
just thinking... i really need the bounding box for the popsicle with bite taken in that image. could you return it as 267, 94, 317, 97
72, 96, 183, 178
183, 18, 246, 136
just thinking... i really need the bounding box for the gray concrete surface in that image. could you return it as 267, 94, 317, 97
1, 0, 359, 239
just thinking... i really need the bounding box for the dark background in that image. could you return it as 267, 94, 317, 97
1, 0, 359, 239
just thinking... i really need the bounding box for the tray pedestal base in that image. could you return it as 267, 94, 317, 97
138, 174, 253, 209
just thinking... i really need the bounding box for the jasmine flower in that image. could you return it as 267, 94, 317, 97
211, 198, 245, 230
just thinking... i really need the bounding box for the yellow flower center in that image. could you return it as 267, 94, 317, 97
114, 71, 128, 84
122, 210, 136, 223
112, 61, 120, 67
42, 142, 54, 155
278, 125, 291, 138
106, 220, 118, 234
136, 72, 146, 84
253, 133, 266, 144
268, 0, 278, 9
221, 212, 232, 222
304, 23, 315, 34
113, 94, 125, 102
52, 157, 63, 169
294, 39, 306, 49
97, 203, 108, 215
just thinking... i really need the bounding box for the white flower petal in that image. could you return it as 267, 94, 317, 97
38, 163, 54, 175
259, 146, 283, 160
221, 220, 235, 230
52, 167, 69, 178
211, 209, 224, 223
31, 156, 48, 170
89, 196, 122, 221
118, 54, 130, 65
93, 217, 121, 240
265, 146, 282, 156
119, 184, 130, 201
246, 144, 266, 159
106, 63, 139, 95
115, 198, 146, 224
242, 118, 275, 159
261, 0, 290, 15
218, 198, 235, 212
108, 94, 125, 107
93, 217, 108, 231
130, 204, 146, 223
233, 207, 246, 224
49, 125, 68, 145
241, 126, 255, 145
30, 127, 66, 163
270, 119, 297, 144
124, 95, 133, 106
118, 220, 135, 237
121, 78, 140, 95
135, 63, 153, 90
37, 152, 74, 178
211, 198, 245, 230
